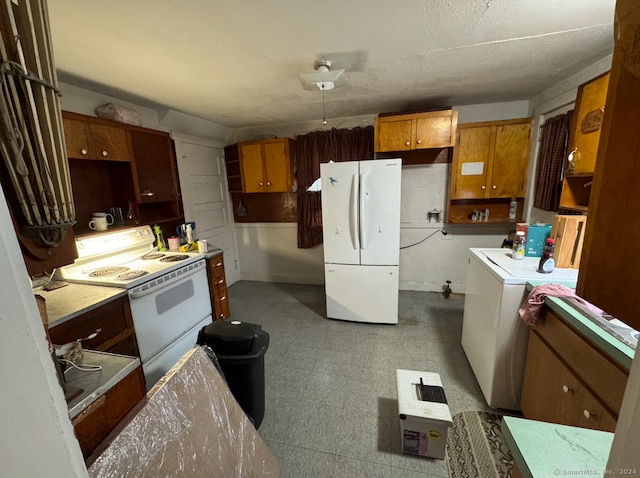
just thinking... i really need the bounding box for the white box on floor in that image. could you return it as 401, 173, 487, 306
396, 369, 452, 460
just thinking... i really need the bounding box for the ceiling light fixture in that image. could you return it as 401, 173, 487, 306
298, 59, 345, 91
298, 59, 345, 125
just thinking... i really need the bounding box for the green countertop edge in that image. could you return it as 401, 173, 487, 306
502, 416, 614, 478
526, 281, 634, 370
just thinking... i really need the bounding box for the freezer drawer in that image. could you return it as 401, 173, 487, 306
325, 264, 399, 324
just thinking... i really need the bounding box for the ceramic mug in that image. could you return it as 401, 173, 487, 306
89, 212, 114, 231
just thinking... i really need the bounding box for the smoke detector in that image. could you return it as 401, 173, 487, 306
298, 59, 345, 91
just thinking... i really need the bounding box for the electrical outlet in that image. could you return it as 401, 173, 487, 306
441, 231, 453, 240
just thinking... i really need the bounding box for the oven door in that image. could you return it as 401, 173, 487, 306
128, 263, 212, 363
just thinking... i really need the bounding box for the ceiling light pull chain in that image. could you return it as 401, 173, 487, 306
322, 85, 327, 125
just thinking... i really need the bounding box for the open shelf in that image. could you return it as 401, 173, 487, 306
447, 198, 524, 224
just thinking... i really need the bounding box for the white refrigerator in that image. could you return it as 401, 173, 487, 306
321, 158, 402, 324
461, 248, 579, 410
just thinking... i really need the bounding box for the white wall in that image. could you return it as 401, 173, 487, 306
0, 182, 88, 477
231, 100, 529, 292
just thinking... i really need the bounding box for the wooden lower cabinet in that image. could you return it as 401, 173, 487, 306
49, 295, 140, 358
72, 366, 146, 458
521, 333, 617, 432
520, 308, 627, 432
206, 253, 230, 321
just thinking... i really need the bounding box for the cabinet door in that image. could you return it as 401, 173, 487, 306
130, 130, 178, 203
86, 123, 130, 162
450, 125, 491, 199
569, 72, 609, 174
239, 143, 266, 192
375, 119, 413, 152
62, 117, 130, 162
521, 332, 616, 432
489, 122, 531, 198
263, 140, 291, 192
415, 115, 456, 148
63, 117, 92, 159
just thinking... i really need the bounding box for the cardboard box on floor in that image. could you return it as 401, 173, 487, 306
88, 347, 279, 477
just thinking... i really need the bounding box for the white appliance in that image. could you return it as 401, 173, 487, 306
320, 158, 402, 324
58, 226, 213, 389
461, 247, 579, 410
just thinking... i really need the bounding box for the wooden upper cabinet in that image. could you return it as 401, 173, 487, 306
374, 110, 458, 152
62, 113, 131, 162
450, 118, 532, 200
238, 138, 295, 193
129, 130, 178, 203
567, 72, 610, 175
559, 72, 610, 213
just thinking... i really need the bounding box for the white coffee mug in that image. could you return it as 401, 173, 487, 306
89, 212, 114, 231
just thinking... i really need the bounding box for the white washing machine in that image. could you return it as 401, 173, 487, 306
461, 248, 579, 410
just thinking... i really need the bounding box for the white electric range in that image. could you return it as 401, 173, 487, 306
58, 225, 213, 389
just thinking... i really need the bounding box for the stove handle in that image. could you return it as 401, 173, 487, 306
128, 261, 204, 299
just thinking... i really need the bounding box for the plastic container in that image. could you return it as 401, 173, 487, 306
197, 321, 269, 428
508, 198, 518, 220
512, 231, 526, 260
537, 238, 556, 273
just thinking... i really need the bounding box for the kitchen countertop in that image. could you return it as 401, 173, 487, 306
526, 280, 635, 370
502, 416, 613, 478
65, 349, 141, 419
203, 246, 223, 260
35, 282, 127, 328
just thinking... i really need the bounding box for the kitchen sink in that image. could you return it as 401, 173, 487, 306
559, 296, 638, 350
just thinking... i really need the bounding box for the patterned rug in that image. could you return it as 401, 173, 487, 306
446, 411, 514, 478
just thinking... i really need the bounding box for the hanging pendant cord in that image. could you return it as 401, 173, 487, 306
321, 85, 327, 125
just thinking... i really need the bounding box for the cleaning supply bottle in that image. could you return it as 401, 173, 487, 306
537, 238, 555, 273
153, 224, 168, 251
512, 231, 526, 260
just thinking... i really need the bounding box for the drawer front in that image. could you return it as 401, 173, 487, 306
534, 308, 628, 415
49, 296, 134, 352
73, 367, 145, 458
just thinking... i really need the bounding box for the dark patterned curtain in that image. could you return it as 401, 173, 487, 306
296, 126, 374, 248
534, 112, 572, 211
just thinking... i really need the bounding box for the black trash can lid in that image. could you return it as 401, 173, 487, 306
198, 320, 262, 355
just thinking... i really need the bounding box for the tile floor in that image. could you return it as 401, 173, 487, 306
227, 281, 494, 478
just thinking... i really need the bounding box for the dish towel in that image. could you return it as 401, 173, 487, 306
518, 284, 603, 326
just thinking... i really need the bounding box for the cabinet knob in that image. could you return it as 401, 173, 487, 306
259, 182, 264, 186
102, 150, 108, 157
405, 141, 410, 146
583, 410, 596, 419
562, 385, 573, 394
215, 262, 222, 267
220, 296, 226, 301
81, 148, 88, 155
416, 139, 422, 145
481, 185, 486, 190
217, 279, 224, 284
492, 185, 497, 189
267, 181, 271, 186
141, 190, 155, 197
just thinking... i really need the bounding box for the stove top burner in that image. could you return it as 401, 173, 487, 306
89, 266, 130, 277
160, 254, 190, 262
116, 270, 149, 281
142, 252, 165, 260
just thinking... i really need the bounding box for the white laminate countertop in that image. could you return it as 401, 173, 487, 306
34, 283, 127, 328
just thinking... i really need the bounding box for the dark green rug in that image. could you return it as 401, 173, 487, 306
446, 411, 514, 478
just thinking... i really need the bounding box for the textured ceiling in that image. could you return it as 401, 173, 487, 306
48, 0, 615, 129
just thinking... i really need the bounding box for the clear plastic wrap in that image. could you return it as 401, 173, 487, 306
88, 347, 279, 477
94, 103, 143, 126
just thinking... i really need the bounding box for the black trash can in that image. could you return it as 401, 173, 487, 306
197, 320, 269, 429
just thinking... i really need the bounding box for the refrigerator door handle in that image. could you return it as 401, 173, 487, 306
359, 172, 367, 249
350, 173, 360, 249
